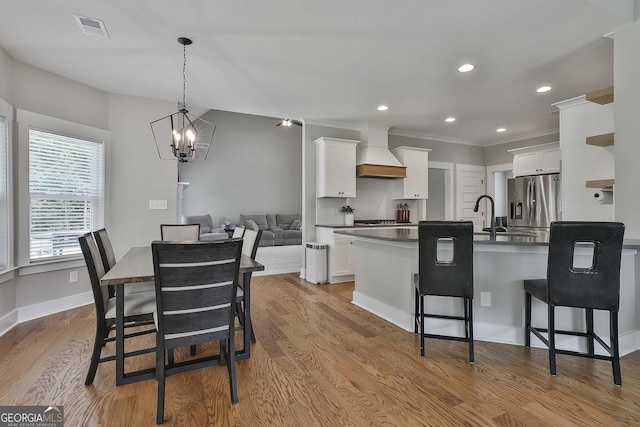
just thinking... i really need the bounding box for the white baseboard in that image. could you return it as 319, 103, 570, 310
0, 309, 18, 337
17, 291, 93, 324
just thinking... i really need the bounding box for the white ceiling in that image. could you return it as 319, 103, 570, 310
0, 1, 634, 145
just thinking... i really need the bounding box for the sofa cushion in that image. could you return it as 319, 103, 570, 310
240, 214, 269, 231
289, 219, 302, 230
245, 219, 260, 231
276, 214, 302, 229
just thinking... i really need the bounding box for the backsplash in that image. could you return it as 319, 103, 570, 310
316, 178, 418, 225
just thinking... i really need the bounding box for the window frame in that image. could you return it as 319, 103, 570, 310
17, 110, 110, 274
0, 97, 13, 278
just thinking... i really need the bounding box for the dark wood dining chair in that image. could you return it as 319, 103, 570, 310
524, 221, 625, 385
414, 221, 475, 363
78, 233, 156, 385
152, 239, 242, 423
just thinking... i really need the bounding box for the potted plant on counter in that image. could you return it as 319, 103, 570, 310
341, 205, 355, 226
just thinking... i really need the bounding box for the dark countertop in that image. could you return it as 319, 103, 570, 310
335, 227, 640, 248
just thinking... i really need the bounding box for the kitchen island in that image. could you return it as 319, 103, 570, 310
335, 227, 640, 355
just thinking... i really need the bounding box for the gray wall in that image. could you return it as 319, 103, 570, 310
178, 109, 302, 226
389, 133, 484, 165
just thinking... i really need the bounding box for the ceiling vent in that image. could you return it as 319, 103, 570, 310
73, 14, 109, 39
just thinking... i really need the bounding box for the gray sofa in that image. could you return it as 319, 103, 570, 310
239, 214, 302, 247
180, 214, 228, 240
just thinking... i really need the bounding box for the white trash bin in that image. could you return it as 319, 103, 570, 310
305, 242, 327, 284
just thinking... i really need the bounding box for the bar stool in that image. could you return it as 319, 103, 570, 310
524, 221, 625, 385
414, 221, 474, 363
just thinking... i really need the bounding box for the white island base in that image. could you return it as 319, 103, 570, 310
350, 235, 639, 356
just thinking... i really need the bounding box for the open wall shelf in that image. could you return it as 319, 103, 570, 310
586, 179, 614, 189
586, 132, 614, 147
586, 86, 614, 105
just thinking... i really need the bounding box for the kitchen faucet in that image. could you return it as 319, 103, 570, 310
473, 195, 496, 239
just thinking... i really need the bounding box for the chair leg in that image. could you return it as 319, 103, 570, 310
167, 349, 174, 366
586, 308, 595, 354
548, 305, 557, 376
467, 297, 474, 364
190, 345, 197, 356
610, 311, 621, 386
226, 338, 238, 403
85, 323, 106, 385
420, 294, 425, 357
524, 292, 532, 348
156, 346, 166, 424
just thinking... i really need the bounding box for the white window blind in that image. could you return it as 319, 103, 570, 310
0, 112, 8, 271
29, 128, 104, 261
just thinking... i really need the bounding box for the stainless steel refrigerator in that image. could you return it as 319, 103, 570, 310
507, 174, 560, 229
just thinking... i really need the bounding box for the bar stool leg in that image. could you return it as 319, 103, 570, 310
586, 308, 595, 354
611, 311, 621, 386
420, 294, 425, 357
548, 305, 557, 376
467, 297, 474, 364
524, 292, 532, 347
414, 288, 419, 334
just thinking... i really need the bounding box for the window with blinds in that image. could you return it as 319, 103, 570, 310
29, 128, 104, 261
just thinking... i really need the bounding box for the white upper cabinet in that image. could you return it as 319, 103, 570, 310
315, 137, 359, 198
509, 142, 560, 177
391, 146, 431, 199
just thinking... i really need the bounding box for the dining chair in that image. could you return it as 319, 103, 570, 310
160, 224, 200, 241
94, 228, 154, 295
524, 221, 625, 385
236, 229, 262, 343
232, 226, 245, 238
414, 221, 475, 362
152, 239, 242, 423
78, 233, 156, 385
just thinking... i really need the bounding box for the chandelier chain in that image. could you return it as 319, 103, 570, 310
182, 43, 187, 109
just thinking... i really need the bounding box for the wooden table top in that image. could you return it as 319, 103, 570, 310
100, 246, 264, 286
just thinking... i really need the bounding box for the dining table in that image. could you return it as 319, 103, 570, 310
100, 245, 264, 386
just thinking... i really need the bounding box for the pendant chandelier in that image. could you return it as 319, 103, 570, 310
150, 37, 215, 163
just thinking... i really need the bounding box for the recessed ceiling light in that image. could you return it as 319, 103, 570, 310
496, 127, 507, 133
445, 117, 456, 123
377, 105, 389, 111
458, 63, 475, 73
536, 85, 552, 93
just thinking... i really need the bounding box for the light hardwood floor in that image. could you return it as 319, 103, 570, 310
2, 273, 640, 426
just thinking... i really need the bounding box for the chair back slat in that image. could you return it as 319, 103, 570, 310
232, 226, 245, 239
418, 221, 474, 297
242, 229, 262, 259
160, 224, 200, 241
93, 228, 116, 272
78, 233, 109, 316
547, 221, 624, 310
152, 239, 242, 349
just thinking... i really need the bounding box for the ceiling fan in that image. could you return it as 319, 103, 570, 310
277, 118, 302, 127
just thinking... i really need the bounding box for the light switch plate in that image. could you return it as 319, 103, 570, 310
149, 199, 168, 210
480, 292, 491, 307
70, 271, 78, 283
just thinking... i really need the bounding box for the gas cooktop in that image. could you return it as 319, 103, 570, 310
354, 219, 412, 225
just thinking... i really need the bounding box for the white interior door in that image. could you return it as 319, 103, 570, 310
455, 164, 486, 231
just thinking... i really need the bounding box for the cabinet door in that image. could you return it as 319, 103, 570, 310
513, 152, 540, 176
316, 139, 357, 197
539, 148, 561, 174
333, 234, 355, 276
392, 147, 429, 199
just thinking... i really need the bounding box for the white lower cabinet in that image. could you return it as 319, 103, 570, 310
333, 234, 355, 276
316, 227, 367, 283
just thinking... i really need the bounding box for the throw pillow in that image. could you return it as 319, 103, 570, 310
245, 219, 260, 231
289, 219, 302, 230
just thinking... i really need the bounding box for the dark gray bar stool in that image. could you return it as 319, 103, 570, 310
414, 221, 474, 363
524, 221, 625, 385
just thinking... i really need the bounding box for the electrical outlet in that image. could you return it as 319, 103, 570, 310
480, 292, 491, 307
70, 271, 78, 283
149, 199, 168, 210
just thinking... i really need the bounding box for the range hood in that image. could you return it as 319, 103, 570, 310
356, 124, 406, 178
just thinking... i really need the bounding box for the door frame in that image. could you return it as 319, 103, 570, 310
428, 161, 454, 220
